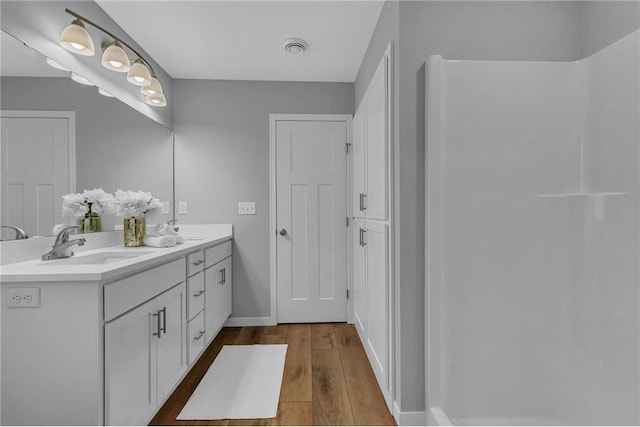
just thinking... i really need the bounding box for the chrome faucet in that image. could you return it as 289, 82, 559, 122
1, 225, 29, 240
156, 219, 179, 233
41, 225, 86, 260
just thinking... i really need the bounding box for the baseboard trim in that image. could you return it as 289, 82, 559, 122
223, 316, 276, 327
393, 402, 427, 426
428, 407, 452, 426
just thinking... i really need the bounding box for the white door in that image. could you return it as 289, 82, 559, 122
0, 115, 72, 238
276, 119, 348, 323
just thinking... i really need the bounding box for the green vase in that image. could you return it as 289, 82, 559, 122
77, 211, 102, 233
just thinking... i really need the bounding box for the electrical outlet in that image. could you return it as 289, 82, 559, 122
178, 201, 188, 215
7, 288, 40, 308
238, 202, 256, 215
161, 201, 170, 215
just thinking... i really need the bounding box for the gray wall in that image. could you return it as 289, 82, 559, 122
580, 1, 640, 57
173, 80, 354, 319
1, 76, 174, 233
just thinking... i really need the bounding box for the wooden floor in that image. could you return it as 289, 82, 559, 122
150, 323, 396, 426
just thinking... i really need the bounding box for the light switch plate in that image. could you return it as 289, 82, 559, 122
178, 201, 188, 215
161, 202, 170, 215
238, 202, 256, 215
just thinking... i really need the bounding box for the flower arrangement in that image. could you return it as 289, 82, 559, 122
113, 189, 162, 218
61, 188, 115, 218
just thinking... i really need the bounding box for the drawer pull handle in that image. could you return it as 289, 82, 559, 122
152, 311, 161, 338
193, 290, 205, 297
194, 330, 205, 341
159, 307, 167, 334
192, 260, 205, 266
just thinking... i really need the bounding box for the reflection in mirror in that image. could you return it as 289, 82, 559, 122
1, 30, 174, 239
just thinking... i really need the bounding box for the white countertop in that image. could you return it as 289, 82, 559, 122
1, 226, 232, 283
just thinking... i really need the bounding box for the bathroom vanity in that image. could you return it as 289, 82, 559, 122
1, 226, 232, 425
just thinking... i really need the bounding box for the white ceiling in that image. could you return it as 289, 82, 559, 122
96, 1, 384, 82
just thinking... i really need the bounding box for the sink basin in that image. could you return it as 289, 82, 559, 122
43, 250, 156, 265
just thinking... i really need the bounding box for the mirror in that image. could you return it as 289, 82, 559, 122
0, 30, 174, 238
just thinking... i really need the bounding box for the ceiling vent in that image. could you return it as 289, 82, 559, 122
283, 38, 307, 55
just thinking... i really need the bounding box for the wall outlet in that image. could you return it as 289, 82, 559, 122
238, 202, 256, 215
178, 201, 188, 215
161, 201, 171, 215
7, 288, 40, 308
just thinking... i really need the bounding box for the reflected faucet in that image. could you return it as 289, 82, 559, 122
1, 225, 29, 240
41, 225, 86, 260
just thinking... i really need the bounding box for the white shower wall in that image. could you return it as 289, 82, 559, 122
426, 30, 640, 425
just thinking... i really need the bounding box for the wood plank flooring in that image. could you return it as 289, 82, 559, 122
149, 323, 396, 426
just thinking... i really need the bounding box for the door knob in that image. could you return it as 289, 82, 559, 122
279, 229, 287, 236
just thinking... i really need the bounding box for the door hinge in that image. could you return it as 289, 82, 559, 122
347, 289, 349, 299
346, 142, 352, 154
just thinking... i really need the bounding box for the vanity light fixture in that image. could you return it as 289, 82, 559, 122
59, 19, 95, 56
140, 77, 163, 96
126, 59, 152, 86
98, 88, 114, 97
70, 72, 94, 86
58, 9, 165, 107
46, 57, 70, 72
145, 93, 167, 107
101, 41, 131, 73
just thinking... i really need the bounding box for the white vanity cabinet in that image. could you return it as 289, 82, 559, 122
1, 229, 233, 426
104, 258, 187, 426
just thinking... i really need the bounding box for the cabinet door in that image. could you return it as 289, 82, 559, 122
364, 55, 389, 221
220, 257, 233, 322
352, 108, 366, 218
364, 222, 389, 391
205, 263, 223, 343
156, 283, 187, 403
105, 299, 157, 426
352, 220, 367, 336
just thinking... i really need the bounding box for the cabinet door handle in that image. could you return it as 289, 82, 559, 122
160, 307, 167, 335
219, 269, 224, 285
359, 228, 363, 247
193, 289, 205, 297
193, 259, 205, 266
362, 193, 367, 210
152, 311, 161, 338
359, 193, 363, 211
223, 268, 226, 285
194, 330, 205, 341
362, 229, 367, 246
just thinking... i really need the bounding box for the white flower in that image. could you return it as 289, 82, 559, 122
113, 189, 163, 218
61, 188, 115, 218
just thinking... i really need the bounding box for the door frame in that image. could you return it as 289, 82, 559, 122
0, 110, 77, 230
269, 114, 353, 325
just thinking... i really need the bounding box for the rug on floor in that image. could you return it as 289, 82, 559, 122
176, 344, 288, 420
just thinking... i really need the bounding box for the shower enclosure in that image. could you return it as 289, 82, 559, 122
425, 31, 640, 425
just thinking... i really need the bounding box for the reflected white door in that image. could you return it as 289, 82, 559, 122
1, 114, 72, 238
276, 119, 348, 323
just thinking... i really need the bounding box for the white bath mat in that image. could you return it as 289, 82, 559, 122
177, 344, 288, 420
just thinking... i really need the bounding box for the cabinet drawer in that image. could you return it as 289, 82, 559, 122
187, 271, 205, 321
205, 240, 232, 268
104, 258, 186, 322
187, 250, 206, 277
187, 310, 206, 365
